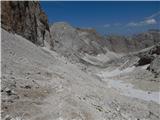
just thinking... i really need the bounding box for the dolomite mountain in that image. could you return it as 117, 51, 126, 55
1, 1, 160, 120
49, 22, 160, 64
1, 1, 160, 54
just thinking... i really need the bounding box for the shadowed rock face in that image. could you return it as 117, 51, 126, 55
134, 43, 160, 77
1, 1, 50, 46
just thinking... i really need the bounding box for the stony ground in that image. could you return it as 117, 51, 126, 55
1, 29, 160, 120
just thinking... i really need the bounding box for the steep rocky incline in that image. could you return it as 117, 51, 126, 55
1, 1, 51, 46
2, 28, 160, 120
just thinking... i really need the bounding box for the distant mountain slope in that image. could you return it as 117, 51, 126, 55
49, 21, 160, 59
105, 29, 160, 53
132, 29, 160, 50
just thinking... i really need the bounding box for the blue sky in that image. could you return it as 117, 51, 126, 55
40, 1, 160, 35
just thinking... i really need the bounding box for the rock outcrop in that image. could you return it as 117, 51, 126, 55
1, 1, 51, 46
148, 56, 160, 77
133, 43, 160, 77
144, 44, 160, 77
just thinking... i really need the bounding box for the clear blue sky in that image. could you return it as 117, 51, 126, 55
40, 1, 160, 35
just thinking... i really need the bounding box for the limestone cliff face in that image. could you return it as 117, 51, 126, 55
1, 1, 51, 46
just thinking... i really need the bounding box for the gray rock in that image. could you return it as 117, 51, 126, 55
148, 56, 160, 76
137, 55, 154, 66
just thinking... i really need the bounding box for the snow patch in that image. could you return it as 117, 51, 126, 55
107, 78, 160, 104
100, 66, 135, 78
98, 70, 160, 104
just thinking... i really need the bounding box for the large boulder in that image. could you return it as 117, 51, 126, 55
1, 1, 51, 46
